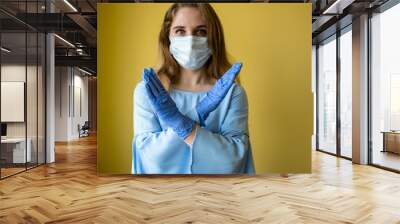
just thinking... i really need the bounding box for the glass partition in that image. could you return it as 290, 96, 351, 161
371, 3, 400, 171
339, 28, 352, 158
1, 30, 28, 177
317, 35, 337, 154
0, 1, 46, 179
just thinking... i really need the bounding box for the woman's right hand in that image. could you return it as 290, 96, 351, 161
196, 62, 243, 126
143, 68, 195, 139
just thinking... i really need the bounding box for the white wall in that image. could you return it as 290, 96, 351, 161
1, 65, 39, 137
1, 82, 25, 122
72, 72, 89, 138
55, 66, 69, 141
54, 67, 89, 141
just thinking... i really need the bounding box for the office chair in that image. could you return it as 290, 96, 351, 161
79, 121, 90, 138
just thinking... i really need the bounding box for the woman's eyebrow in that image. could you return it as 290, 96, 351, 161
196, 25, 207, 29
172, 25, 206, 30
172, 25, 185, 30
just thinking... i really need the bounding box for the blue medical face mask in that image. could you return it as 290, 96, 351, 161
169, 35, 212, 70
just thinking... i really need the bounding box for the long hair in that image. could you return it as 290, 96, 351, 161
157, 3, 231, 84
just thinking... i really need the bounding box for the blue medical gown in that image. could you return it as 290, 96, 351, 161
132, 81, 255, 174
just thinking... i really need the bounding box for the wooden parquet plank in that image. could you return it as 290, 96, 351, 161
0, 134, 400, 223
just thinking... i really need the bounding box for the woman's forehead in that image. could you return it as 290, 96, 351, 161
172, 7, 206, 27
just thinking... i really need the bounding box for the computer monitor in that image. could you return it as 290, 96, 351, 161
1, 123, 7, 137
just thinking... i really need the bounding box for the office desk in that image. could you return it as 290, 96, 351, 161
382, 131, 400, 154
1, 138, 32, 164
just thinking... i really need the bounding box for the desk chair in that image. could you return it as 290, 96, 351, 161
78, 121, 90, 138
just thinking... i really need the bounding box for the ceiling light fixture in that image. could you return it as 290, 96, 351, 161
78, 67, 93, 76
54, 34, 75, 48
1, 47, 11, 53
63, 0, 78, 12
322, 0, 355, 15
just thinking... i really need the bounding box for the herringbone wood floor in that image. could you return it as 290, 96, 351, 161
1, 134, 400, 224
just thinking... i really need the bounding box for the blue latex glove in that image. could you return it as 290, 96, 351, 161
143, 68, 195, 139
196, 62, 243, 126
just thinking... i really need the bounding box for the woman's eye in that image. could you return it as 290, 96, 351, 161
195, 29, 207, 36
175, 29, 185, 35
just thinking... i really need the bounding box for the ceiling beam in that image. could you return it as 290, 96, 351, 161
55, 55, 96, 69
322, 0, 356, 14
67, 13, 97, 41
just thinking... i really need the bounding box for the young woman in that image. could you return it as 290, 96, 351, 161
132, 3, 255, 174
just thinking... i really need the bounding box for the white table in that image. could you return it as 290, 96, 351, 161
1, 138, 32, 163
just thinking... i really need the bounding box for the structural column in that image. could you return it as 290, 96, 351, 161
46, 1, 55, 163
352, 14, 369, 164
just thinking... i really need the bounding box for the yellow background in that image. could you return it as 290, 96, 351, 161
97, 3, 312, 174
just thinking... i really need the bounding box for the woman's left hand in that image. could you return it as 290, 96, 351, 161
196, 62, 243, 126
142, 67, 195, 139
